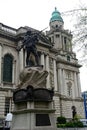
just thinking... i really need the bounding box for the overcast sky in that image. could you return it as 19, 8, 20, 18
0, 0, 87, 92
0, 0, 84, 30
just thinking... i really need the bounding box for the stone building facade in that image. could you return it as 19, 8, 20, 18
0, 8, 85, 119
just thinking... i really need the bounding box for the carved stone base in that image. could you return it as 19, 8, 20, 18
18, 66, 48, 89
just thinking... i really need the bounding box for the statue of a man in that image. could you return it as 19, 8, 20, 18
72, 106, 77, 118
17, 30, 39, 66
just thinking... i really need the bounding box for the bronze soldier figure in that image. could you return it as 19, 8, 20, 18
17, 30, 39, 66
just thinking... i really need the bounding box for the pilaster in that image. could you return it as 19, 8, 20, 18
19, 48, 24, 72
74, 72, 78, 97
58, 68, 63, 94
12, 60, 16, 86
41, 52, 45, 68
77, 73, 81, 97
46, 54, 50, 88
0, 44, 2, 84
53, 59, 57, 91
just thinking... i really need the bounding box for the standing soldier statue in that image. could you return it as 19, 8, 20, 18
72, 106, 77, 119
17, 30, 39, 66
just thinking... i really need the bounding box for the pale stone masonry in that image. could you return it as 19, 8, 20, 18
0, 8, 85, 119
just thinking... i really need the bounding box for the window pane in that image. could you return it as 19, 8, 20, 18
3, 54, 13, 82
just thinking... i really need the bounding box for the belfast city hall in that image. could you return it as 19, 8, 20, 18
0, 8, 85, 120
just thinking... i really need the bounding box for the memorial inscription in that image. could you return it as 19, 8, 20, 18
36, 114, 51, 126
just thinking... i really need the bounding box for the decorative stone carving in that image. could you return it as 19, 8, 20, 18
17, 66, 48, 88
13, 85, 54, 103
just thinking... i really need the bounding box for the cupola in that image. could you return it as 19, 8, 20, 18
49, 7, 64, 30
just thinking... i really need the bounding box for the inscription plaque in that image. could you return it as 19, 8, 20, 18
36, 114, 51, 126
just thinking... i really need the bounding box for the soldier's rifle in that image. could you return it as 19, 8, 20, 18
17, 27, 48, 51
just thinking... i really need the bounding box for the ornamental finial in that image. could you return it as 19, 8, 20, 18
55, 7, 57, 11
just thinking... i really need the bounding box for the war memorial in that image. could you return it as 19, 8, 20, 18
0, 8, 85, 129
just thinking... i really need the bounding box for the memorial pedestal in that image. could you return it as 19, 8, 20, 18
11, 67, 57, 130
11, 101, 57, 130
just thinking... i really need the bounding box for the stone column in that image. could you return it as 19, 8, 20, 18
24, 49, 26, 66
0, 44, 2, 84
19, 48, 24, 72
60, 33, 62, 49
12, 61, 15, 84
58, 68, 63, 94
53, 59, 57, 91
62, 36, 64, 50
41, 52, 44, 68
77, 73, 81, 97
57, 69, 59, 92
12, 60, 16, 88
46, 54, 50, 88
62, 70, 65, 95
74, 72, 78, 97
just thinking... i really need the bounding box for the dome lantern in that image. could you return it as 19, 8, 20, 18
50, 7, 63, 23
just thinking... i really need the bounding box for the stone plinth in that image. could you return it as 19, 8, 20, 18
11, 66, 57, 130
11, 101, 57, 130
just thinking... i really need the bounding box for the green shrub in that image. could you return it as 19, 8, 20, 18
65, 120, 84, 128
57, 116, 66, 124
65, 121, 74, 127
57, 116, 84, 128
73, 121, 84, 127
57, 124, 66, 128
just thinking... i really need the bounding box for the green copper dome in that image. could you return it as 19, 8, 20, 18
50, 7, 63, 23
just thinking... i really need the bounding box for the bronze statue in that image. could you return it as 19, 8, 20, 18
13, 85, 54, 103
72, 106, 77, 118
17, 30, 39, 66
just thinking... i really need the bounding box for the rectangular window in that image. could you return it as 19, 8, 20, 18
67, 86, 72, 97
67, 82, 72, 97
56, 34, 60, 38
64, 37, 66, 44
66, 71, 73, 80
64, 37, 67, 50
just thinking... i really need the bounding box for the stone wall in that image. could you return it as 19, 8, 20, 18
61, 99, 85, 118
0, 91, 6, 118
53, 95, 85, 119
53, 95, 61, 117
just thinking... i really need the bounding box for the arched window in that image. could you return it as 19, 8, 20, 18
3, 54, 13, 82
